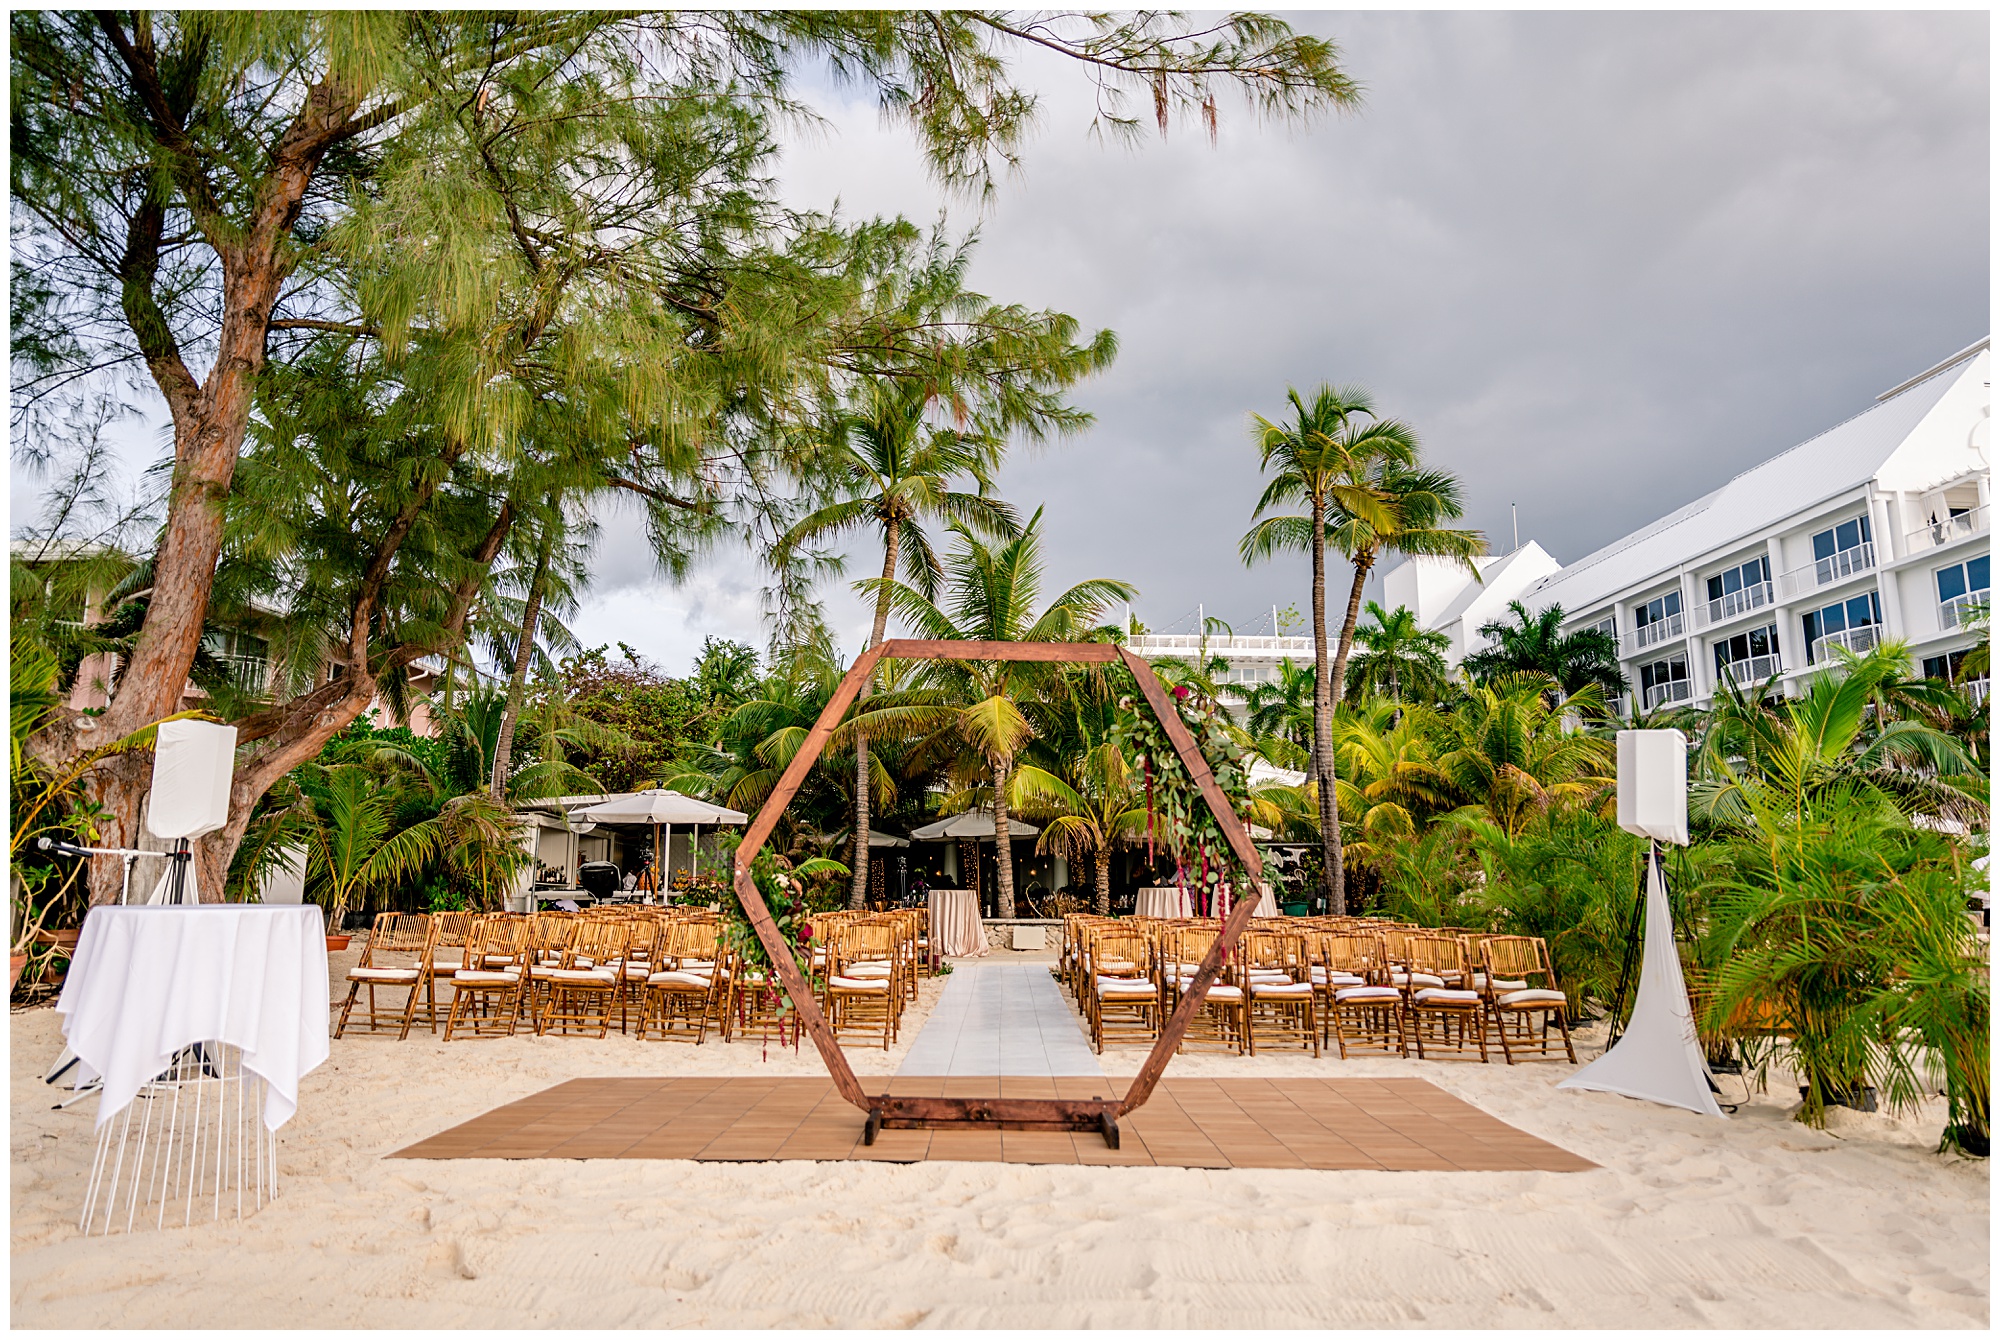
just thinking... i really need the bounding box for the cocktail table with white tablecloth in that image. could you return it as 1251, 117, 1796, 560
54, 904, 330, 1233
1134, 886, 1195, 919
926, 887, 988, 958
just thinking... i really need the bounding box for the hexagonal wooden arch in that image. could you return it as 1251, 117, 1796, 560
730, 639, 1272, 1148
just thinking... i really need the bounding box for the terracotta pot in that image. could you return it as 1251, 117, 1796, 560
325, 935, 352, 951
32, 927, 81, 951
9, 953, 27, 993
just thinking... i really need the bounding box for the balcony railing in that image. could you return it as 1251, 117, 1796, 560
1809, 623, 1881, 663
1939, 591, 1990, 631
1716, 653, 1785, 687
1126, 634, 1316, 658
1905, 504, 1989, 555
1642, 679, 1692, 710
1694, 580, 1774, 629
1780, 542, 1875, 598
1628, 612, 1684, 653
1967, 677, 1991, 708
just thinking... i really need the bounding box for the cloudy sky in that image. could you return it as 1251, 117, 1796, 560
576, 9, 1989, 671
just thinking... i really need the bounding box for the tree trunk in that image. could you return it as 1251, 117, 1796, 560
490, 536, 554, 798
850, 515, 902, 909
1093, 847, 1111, 916
992, 755, 1017, 920
1321, 550, 1376, 916
1309, 497, 1345, 915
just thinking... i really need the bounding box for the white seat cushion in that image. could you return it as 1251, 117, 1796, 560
1096, 981, 1158, 998
1251, 981, 1313, 997
845, 962, 893, 978
452, 970, 519, 985
1310, 968, 1365, 985
348, 966, 419, 983
830, 976, 890, 992
1471, 974, 1529, 991
1413, 987, 1482, 1005
1096, 957, 1140, 973
1497, 988, 1568, 1007
1335, 986, 1403, 1003
1192, 983, 1244, 1001
680, 959, 717, 972
426, 957, 464, 972
1390, 972, 1446, 988
648, 970, 712, 989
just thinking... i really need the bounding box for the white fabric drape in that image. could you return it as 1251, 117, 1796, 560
1559, 847, 1724, 1118
55, 905, 331, 1130
1134, 887, 1194, 918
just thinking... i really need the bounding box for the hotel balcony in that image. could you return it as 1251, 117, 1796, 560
1905, 503, 1989, 556
1626, 612, 1684, 654
1808, 623, 1881, 664
1642, 679, 1692, 710
1692, 580, 1775, 629
1938, 591, 1990, 631
1778, 542, 1874, 599
1715, 653, 1785, 688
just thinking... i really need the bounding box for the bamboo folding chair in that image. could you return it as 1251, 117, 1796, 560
1087, 929, 1160, 1053
1240, 930, 1319, 1057
824, 922, 899, 1049
1479, 936, 1576, 1064
1404, 935, 1487, 1062
443, 917, 531, 1040
1158, 925, 1241, 1052
416, 911, 475, 1032
335, 913, 434, 1040
536, 917, 627, 1037
1321, 932, 1407, 1058
640, 920, 723, 1044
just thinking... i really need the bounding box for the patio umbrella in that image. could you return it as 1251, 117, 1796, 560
568, 790, 749, 891
908, 809, 1040, 841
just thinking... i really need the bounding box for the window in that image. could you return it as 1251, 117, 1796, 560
1809, 514, 1874, 584
1713, 624, 1780, 680
1802, 591, 1881, 662
1935, 555, 1991, 627
1635, 590, 1681, 628
1633, 590, 1682, 646
1923, 650, 1969, 682
1640, 655, 1690, 708
1705, 556, 1772, 618
1584, 613, 1616, 639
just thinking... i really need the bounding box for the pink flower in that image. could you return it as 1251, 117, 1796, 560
1173, 685, 1191, 700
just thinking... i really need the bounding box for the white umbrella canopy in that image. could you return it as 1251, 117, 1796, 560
908, 809, 1040, 841
568, 790, 748, 825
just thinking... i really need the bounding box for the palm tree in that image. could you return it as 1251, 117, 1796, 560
774, 381, 1019, 908
1427, 677, 1617, 838
1461, 600, 1627, 701
1344, 601, 1451, 702
1243, 657, 1318, 763
871, 510, 1135, 918
1239, 384, 1413, 914
1012, 677, 1145, 915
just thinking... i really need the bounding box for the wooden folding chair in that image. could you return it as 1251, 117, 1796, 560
335, 913, 434, 1040
1241, 929, 1318, 1057
1087, 929, 1160, 1053
443, 916, 530, 1040
536, 917, 627, 1037
1480, 936, 1576, 1064
640, 920, 723, 1044
1404, 935, 1487, 1062
416, 911, 474, 1032
1321, 932, 1407, 1058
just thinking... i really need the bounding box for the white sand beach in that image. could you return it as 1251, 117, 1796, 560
10, 949, 1988, 1329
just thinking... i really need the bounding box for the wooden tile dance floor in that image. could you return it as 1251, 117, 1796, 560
391, 1076, 1594, 1172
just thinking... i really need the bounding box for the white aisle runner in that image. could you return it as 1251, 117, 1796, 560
897, 963, 1103, 1077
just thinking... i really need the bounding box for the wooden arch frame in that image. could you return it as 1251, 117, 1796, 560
730, 639, 1271, 1148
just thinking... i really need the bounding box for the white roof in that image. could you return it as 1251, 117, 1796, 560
1525, 354, 1972, 618
567, 790, 748, 825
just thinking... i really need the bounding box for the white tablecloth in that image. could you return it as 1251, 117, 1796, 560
927, 888, 987, 958
1135, 886, 1194, 918
55, 905, 330, 1130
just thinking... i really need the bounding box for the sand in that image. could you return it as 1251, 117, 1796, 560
10, 947, 1988, 1329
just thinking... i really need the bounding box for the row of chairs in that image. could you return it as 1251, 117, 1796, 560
1058, 915, 1575, 1064
335, 907, 940, 1050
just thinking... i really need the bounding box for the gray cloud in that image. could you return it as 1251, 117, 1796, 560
621, 9, 1981, 656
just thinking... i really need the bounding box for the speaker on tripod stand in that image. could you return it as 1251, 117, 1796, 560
1558, 729, 1725, 1118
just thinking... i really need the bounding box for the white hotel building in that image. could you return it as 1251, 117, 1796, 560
1390, 339, 1991, 711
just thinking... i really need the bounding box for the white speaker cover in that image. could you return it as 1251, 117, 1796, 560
1617, 729, 1688, 846
147, 719, 239, 840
